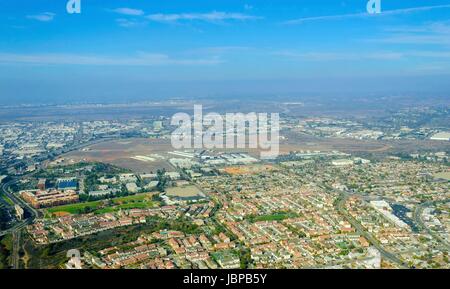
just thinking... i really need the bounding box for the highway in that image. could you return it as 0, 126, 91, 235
0, 215, 34, 237
11, 230, 21, 269
0, 134, 116, 226
1, 180, 39, 219
0, 179, 37, 269
0, 134, 117, 268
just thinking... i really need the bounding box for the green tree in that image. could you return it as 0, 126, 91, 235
156, 169, 168, 192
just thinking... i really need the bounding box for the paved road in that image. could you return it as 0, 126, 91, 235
336, 193, 409, 268
0, 216, 33, 237
11, 229, 21, 269
1, 180, 39, 218
0, 136, 116, 221
0, 136, 117, 269
0, 179, 38, 238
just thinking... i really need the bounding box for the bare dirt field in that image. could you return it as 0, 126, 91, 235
282, 131, 450, 155
61, 136, 449, 173
63, 138, 175, 173
166, 185, 203, 198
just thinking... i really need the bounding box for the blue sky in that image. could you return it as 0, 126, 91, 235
1, 0, 450, 104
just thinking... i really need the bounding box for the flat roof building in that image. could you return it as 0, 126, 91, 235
57, 178, 78, 190
430, 132, 450, 141
37, 178, 47, 190
21, 189, 79, 209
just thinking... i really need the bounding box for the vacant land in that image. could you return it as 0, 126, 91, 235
63, 138, 174, 173
283, 130, 450, 155
166, 185, 204, 198
434, 172, 450, 181
222, 165, 277, 175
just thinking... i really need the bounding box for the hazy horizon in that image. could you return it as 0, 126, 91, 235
1, 0, 450, 104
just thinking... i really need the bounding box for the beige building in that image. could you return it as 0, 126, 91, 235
21, 189, 79, 208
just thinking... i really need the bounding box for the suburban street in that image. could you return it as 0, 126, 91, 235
335, 192, 409, 268
413, 199, 450, 250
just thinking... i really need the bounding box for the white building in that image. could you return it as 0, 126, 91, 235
332, 159, 354, 167
119, 173, 137, 183
126, 183, 139, 193
15, 205, 24, 220
165, 172, 181, 180
153, 121, 163, 131
430, 132, 450, 141
370, 200, 408, 229
364, 247, 381, 269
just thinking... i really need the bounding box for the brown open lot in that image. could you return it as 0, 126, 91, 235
63, 138, 174, 173
282, 131, 450, 155
61, 135, 449, 173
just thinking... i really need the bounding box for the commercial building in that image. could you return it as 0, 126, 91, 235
370, 200, 408, 229
430, 132, 450, 141
126, 183, 139, 193
153, 121, 163, 131
21, 189, 79, 208
57, 178, 78, 190
14, 205, 24, 220
37, 178, 47, 190
332, 159, 354, 166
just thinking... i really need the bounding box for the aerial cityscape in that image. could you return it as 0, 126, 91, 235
0, 0, 449, 275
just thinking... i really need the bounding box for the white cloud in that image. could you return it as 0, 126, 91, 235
244, 4, 254, 11
116, 18, 146, 28
369, 22, 450, 46
273, 50, 450, 61
407, 51, 450, 58
373, 34, 450, 45
411, 64, 447, 72
0, 52, 223, 66
26, 12, 55, 22
146, 11, 261, 23
190, 46, 251, 54
284, 4, 450, 24
112, 8, 145, 16
273, 51, 404, 61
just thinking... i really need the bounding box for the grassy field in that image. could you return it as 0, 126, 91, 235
0, 192, 14, 206
46, 200, 104, 215
434, 172, 450, 181
0, 235, 13, 269
93, 200, 156, 214
247, 211, 299, 223
45, 192, 158, 217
